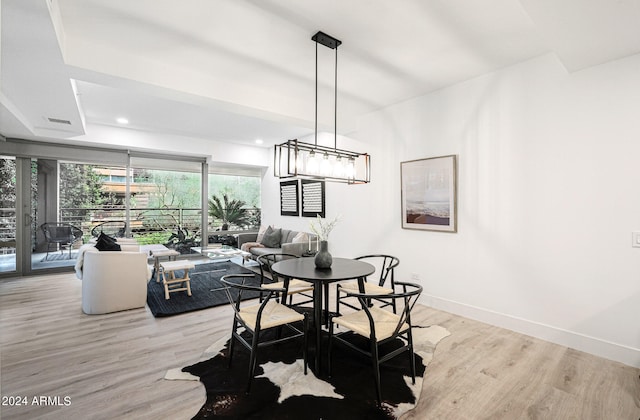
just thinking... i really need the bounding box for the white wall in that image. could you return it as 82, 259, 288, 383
262, 52, 640, 367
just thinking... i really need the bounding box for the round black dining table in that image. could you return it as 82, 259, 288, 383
270, 257, 375, 373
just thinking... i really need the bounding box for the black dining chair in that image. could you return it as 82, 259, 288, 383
90, 221, 126, 238
40, 222, 84, 260
336, 255, 400, 315
257, 253, 314, 307
220, 274, 308, 393
328, 281, 423, 404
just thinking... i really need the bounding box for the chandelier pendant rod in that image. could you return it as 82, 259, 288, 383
334, 46, 338, 152
315, 41, 318, 147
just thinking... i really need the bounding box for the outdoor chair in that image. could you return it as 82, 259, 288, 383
220, 274, 308, 393
328, 281, 422, 404
257, 253, 314, 307
90, 221, 127, 238
40, 222, 84, 260
336, 255, 400, 315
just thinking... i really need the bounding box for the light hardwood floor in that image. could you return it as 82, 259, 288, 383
1, 272, 638, 419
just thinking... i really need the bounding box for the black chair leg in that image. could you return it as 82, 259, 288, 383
303, 314, 308, 375
408, 332, 416, 383
228, 336, 235, 368
324, 283, 329, 327
409, 346, 416, 384
228, 320, 237, 367
246, 332, 260, 393
327, 319, 334, 378
371, 341, 382, 404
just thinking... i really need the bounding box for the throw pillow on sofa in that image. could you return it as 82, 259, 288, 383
256, 224, 270, 242
260, 226, 281, 248
292, 231, 309, 243
95, 232, 121, 251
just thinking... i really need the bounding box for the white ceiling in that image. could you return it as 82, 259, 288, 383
1, 0, 639, 149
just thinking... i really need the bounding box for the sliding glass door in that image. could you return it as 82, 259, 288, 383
1, 139, 262, 278
31, 161, 129, 270
129, 157, 202, 254
0, 156, 18, 274
0, 156, 39, 276
208, 172, 261, 232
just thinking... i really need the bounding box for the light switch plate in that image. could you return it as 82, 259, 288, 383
632, 232, 640, 248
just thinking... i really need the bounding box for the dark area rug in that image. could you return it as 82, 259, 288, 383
166, 323, 450, 419
147, 261, 260, 317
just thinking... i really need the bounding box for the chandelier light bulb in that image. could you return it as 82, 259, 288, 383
321, 153, 332, 175
346, 157, 355, 179
334, 155, 345, 177
293, 150, 304, 173
307, 151, 319, 174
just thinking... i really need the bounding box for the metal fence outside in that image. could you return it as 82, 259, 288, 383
0, 207, 260, 255
60, 206, 260, 238
0, 208, 16, 254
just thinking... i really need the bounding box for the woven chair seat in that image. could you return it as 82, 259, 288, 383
263, 279, 314, 294
239, 300, 305, 330
339, 281, 393, 295
333, 306, 409, 342
336, 255, 400, 316
257, 254, 314, 309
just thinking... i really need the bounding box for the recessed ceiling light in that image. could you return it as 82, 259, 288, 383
116, 117, 129, 124
255, 139, 264, 145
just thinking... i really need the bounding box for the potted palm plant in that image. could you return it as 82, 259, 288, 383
208, 194, 249, 231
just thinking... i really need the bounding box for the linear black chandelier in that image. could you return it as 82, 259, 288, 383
274, 31, 371, 184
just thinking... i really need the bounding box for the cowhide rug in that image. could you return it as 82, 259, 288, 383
166, 324, 450, 419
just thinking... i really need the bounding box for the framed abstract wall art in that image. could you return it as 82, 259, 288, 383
280, 180, 299, 216
401, 155, 457, 232
301, 179, 325, 218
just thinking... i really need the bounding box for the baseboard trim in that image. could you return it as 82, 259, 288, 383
421, 294, 640, 368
